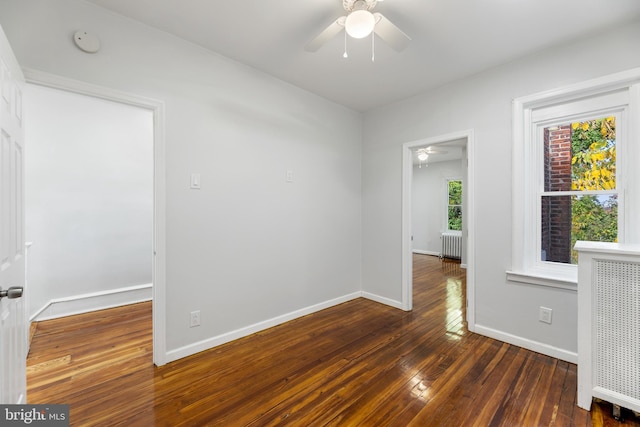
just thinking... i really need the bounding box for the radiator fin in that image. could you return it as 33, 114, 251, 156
594, 259, 640, 401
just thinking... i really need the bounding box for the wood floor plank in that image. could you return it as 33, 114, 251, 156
26, 255, 640, 426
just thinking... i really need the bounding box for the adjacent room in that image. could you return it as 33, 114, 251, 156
0, 0, 639, 424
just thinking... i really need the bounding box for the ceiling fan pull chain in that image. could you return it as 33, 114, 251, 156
371, 30, 375, 62
343, 29, 349, 58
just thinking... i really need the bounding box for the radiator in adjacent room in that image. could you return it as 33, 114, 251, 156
440, 231, 462, 260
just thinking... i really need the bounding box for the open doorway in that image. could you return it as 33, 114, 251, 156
401, 130, 475, 330
25, 83, 153, 321
22, 71, 166, 365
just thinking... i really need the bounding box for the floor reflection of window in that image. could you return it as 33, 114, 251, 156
446, 277, 464, 339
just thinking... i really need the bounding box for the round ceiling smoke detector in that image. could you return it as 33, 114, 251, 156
73, 31, 101, 53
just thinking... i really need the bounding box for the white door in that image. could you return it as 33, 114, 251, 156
0, 25, 27, 404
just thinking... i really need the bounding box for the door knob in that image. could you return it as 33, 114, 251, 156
0, 286, 23, 300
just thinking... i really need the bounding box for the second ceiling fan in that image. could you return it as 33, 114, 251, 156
305, 0, 410, 53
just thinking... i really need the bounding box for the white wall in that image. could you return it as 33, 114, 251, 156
412, 160, 461, 255
0, 0, 362, 359
25, 84, 153, 320
362, 20, 640, 358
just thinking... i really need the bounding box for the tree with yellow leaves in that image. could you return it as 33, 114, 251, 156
571, 117, 616, 190
569, 117, 617, 263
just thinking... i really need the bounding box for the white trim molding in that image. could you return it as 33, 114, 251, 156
361, 292, 404, 310
474, 324, 577, 364
166, 292, 362, 363
413, 249, 440, 257
505, 270, 576, 291
23, 68, 168, 366
31, 283, 152, 321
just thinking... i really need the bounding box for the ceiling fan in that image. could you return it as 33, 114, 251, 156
305, 0, 411, 53
416, 146, 448, 168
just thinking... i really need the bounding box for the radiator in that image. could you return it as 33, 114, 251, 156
594, 259, 640, 406
441, 231, 462, 260
575, 241, 640, 414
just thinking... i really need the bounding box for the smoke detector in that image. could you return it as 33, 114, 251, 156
73, 31, 100, 54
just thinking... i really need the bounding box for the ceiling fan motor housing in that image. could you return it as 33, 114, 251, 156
343, 0, 377, 12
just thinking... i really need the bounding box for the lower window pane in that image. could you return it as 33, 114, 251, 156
541, 194, 617, 264
448, 206, 462, 231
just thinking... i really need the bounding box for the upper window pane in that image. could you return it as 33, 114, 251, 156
448, 180, 462, 205
544, 117, 616, 192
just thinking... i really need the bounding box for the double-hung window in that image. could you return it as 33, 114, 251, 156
509, 71, 640, 289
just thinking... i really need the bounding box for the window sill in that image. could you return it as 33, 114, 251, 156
506, 270, 577, 291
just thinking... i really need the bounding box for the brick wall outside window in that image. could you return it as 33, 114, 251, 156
541, 125, 572, 263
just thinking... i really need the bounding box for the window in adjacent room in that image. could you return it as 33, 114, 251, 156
447, 179, 462, 231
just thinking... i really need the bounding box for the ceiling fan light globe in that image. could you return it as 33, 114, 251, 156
345, 10, 375, 39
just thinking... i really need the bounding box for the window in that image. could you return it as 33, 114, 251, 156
509, 71, 640, 289
541, 117, 618, 265
447, 179, 462, 231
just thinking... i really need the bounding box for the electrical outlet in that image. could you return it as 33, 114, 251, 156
539, 307, 552, 324
190, 310, 201, 327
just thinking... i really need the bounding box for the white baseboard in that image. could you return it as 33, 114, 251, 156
165, 291, 363, 363
31, 283, 153, 322
473, 324, 577, 364
361, 292, 404, 310
413, 250, 440, 256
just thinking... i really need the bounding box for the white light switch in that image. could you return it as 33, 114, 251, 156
190, 173, 201, 189
286, 170, 294, 183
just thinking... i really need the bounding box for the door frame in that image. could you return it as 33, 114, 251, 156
24, 69, 168, 366
401, 129, 476, 330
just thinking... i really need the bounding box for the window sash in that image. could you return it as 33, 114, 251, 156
533, 111, 624, 272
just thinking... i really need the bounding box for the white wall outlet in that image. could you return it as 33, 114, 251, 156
286, 170, 294, 183
539, 307, 552, 324
190, 310, 201, 327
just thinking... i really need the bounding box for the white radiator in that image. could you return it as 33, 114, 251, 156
594, 259, 640, 406
441, 231, 462, 260
576, 241, 640, 414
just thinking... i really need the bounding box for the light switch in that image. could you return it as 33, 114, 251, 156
286, 170, 294, 183
190, 173, 201, 189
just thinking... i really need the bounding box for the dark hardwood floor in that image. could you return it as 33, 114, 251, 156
27, 254, 639, 426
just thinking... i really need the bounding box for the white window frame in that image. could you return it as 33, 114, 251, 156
508, 68, 640, 290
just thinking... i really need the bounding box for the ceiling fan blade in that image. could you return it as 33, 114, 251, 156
426, 147, 448, 154
305, 16, 346, 52
373, 12, 410, 51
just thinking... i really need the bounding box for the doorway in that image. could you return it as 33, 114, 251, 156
23, 71, 166, 365
401, 130, 475, 330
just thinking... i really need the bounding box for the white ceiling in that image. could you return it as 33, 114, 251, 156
85, 0, 640, 112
